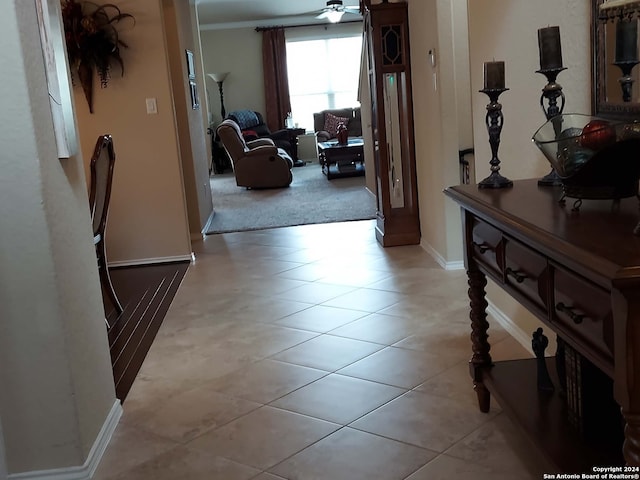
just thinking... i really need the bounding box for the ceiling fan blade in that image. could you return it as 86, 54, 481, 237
344, 7, 361, 13
316, 11, 330, 19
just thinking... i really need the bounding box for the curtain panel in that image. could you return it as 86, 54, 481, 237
262, 27, 292, 132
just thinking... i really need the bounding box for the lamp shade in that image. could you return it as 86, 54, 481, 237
208, 72, 229, 83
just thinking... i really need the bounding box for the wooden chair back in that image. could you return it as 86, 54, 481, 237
89, 134, 116, 238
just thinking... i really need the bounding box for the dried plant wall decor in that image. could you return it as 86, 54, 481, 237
61, 0, 135, 113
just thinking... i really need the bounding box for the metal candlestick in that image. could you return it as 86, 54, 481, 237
537, 67, 567, 186
614, 60, 640, 102
532, 328, 555, 392
478, 88, 513, 189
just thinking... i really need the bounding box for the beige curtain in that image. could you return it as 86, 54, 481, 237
262, 27, 291, 132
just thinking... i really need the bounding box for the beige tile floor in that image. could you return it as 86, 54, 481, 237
94, 219, 551, 480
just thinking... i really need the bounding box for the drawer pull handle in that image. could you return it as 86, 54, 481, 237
556, 302, 585, 324
473, 242, 493, 254
505, 267, 526, 283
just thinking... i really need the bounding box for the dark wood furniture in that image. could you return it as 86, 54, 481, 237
208, 125, 232, 174
593, 0, 640, 119
89, 134, 123, 326
444, 179, 640, 471
317, 138, 365, 179
364, 0, 420, 247
286, 127, 306, 166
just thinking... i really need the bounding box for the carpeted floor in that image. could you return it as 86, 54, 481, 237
205, 163, 376, 234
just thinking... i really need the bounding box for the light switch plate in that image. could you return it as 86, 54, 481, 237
146, 98, 157, 114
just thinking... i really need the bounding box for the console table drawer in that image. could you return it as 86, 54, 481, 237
471, 217, 504, 278
552, 265, 614, 372
504, 238, 549, 316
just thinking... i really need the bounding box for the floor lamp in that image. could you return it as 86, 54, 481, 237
207, 72, 229, 120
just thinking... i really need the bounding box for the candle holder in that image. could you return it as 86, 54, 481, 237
478, 87, 513, 189
613, 60, 640, 102
536, 67, 567, 186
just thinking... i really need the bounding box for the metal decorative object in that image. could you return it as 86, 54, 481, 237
614, 60, 640, 102
478, 88, 513, 189
537, 67, 567, 186
532, 327, 555, 392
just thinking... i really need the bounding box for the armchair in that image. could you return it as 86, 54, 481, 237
216, 119, 293, 189
227, 110, 304, 166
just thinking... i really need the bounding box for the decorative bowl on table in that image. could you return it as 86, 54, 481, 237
532, 113, 640, 200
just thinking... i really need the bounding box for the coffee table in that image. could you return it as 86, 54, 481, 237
317, 138, 365, 179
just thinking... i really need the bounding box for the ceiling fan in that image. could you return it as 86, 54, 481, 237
315, 0, 361, 23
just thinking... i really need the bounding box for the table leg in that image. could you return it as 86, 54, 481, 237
622, 410, 640, 465
468, 267, 492, 412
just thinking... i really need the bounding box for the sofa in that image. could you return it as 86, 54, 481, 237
313, 107, 362, 143
216, 119, 293, 189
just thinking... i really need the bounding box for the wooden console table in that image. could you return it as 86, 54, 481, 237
445, 179, 640, 471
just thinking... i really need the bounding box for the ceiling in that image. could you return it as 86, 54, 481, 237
196, 0, 363, 30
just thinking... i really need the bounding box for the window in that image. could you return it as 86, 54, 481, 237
286, 34, 362, 132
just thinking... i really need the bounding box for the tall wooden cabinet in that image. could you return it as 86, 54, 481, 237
364, 0, 420, 247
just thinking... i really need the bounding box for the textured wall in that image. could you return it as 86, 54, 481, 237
0, 0, 116, 473
408, 0, 471, 266
74, 0, 192, 264
468, 0, 591, 182
199, 27, 266, 124
163, 0, 214, 237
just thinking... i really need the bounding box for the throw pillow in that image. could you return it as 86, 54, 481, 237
323, 112, 350, 138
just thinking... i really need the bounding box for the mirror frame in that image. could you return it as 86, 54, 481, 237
593, 0, 640, 119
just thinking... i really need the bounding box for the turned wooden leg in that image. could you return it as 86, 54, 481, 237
468, 268, 492, 413
623, 409, 640, 466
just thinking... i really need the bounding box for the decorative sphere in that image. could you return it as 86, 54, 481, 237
580, 120, 616, 150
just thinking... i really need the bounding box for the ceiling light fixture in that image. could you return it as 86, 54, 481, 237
326, 10, 344, 23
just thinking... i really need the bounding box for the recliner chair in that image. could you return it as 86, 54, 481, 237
227, 110, 300, 163
216, 119, 293, 189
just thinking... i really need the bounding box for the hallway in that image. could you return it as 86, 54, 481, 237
94, 220, 545, 480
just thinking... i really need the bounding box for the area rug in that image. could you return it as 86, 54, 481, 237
205, 163, 376, 234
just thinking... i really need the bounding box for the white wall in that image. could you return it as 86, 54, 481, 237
199, 27, 265, 124
0, 0, 116, 473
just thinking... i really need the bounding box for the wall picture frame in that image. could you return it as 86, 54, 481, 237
189, 80, 200, 110
186, 49, 196, 79
185, 49, 199, 109
35, 0, 78, 158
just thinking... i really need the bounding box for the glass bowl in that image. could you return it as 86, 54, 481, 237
532, 114, 640, 199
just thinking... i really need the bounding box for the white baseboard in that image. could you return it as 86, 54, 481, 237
108, 254, 193, 268
419, 241, 530, 352
8, 400, 122, 480
201, 209, 216, 236
486, 299, 532, 353
420, 240, 465, 271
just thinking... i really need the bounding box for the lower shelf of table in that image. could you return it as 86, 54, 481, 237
322, 161, 365, 179
479, 357, 624, 473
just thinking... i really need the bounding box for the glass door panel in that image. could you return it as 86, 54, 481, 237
383, 72, 404, 209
